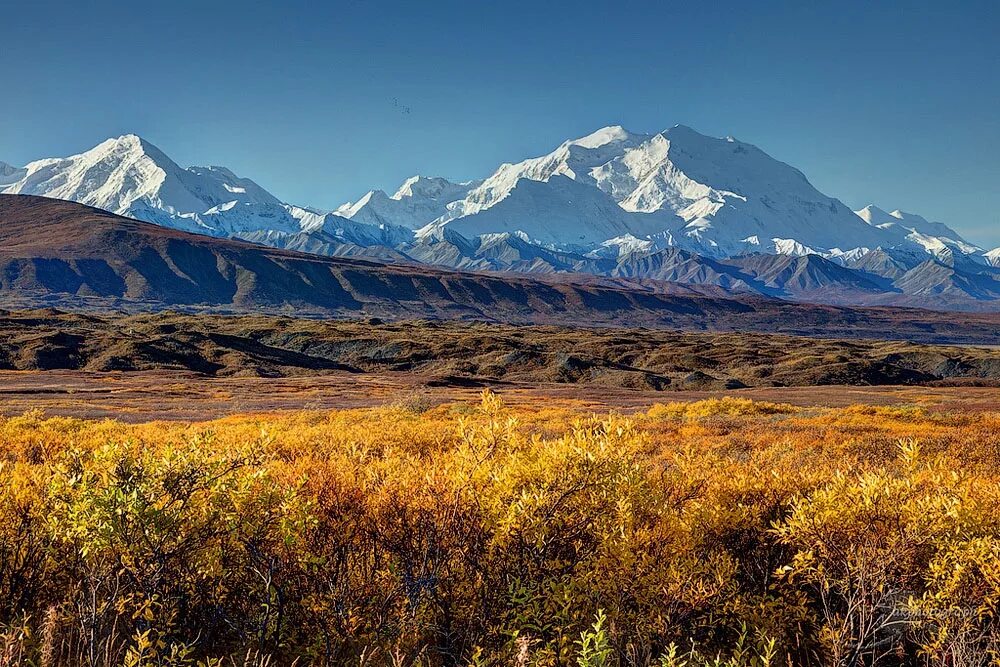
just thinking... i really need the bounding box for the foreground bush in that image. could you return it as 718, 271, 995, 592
0, 394, 998, 666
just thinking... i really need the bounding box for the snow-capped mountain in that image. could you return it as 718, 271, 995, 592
416, 124, 896, 257
420, 174, 668, 247
0, 134, 415, 247
853, 204, 981, 259
855, 204, 967, 241
3, 125, 993, 310
336, 176, 481, 229
0, 135, 304, 236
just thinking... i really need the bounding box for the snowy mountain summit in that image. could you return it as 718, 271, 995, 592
0, 134, 412, 246
338, 123, 985, 263
0, 134, 301, 236
411, 124, 900, 257
2, 125, 990, 287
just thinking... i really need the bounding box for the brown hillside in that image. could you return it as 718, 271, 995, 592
3, 195, 1000, 344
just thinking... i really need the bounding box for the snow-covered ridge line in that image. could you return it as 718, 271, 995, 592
1, 126, 988, 268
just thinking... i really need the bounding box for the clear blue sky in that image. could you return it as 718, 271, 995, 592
3, 0, 998, 245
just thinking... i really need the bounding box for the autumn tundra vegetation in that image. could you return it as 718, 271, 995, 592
0, 393, 998, 666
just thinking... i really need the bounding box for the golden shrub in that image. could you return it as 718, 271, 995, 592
0, 392, 997, 666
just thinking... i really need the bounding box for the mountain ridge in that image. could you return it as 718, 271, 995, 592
6, 195, 1000, 342
3, 126, 996, 309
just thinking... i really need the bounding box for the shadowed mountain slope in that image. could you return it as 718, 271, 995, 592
0, 194, 741, 320
3, 195, 1000, 344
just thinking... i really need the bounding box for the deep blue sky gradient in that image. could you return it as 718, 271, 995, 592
3, 0, 998, 245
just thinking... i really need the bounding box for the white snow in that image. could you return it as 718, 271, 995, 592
855, 204, 896, 226
771, 238, 819, 257
902, 229, 982, 257
0, 135, 301, 236
855, 204, 972, 246
424, 124, 904, 258
335, 176, 481, 230
2, 128, 987, 269
825, 247, 871, 264
601, 234, 656, 257
285, 204, 329, 233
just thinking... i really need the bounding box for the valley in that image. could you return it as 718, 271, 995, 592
3, 307, 1000, 421
3, 369, 1000, 422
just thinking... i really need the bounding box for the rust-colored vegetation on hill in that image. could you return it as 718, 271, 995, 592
1, 394, 999, 665
6, 195, 1000, 344
4, 310, 1000, 390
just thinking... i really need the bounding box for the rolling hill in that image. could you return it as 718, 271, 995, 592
3, 195, 1000, 344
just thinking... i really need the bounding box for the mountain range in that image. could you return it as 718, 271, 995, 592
3, 126, 999, 310
6, 195, 1000, 346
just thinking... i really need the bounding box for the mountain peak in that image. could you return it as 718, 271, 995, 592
2, 127, 986, 281
337, 189, 388, 217
568, 125, 636, 149
83, 134, 177, 171
0, 133, 188, 215
662, 123, 715, 141
392, 175, 463, 201
888, 209, 971, 245
0, 133, 301, 238
855, 204, 895, 225
113, 132, 144, 144
337, 175, 480, 230
659, 123, 761, 157
197, 165, 240, 178
98, 133, 152, 153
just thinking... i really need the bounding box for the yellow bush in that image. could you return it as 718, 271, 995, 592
0, 393, 997, 666
647, 397, 798, 421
